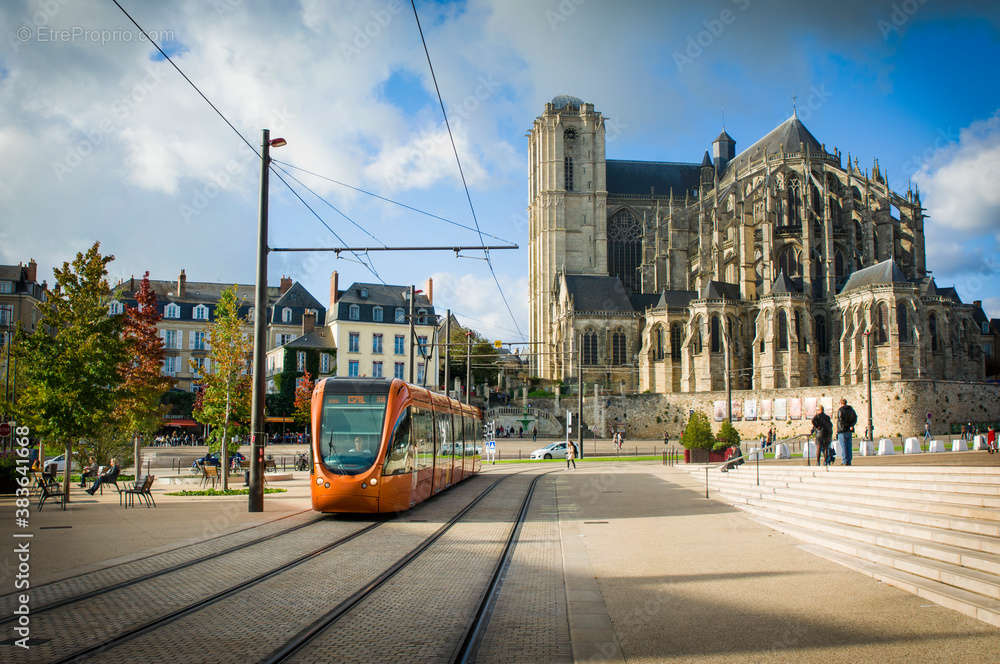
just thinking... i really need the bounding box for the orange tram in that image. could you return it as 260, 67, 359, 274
310, 377, 483, 513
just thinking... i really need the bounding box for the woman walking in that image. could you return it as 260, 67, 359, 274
566, 440, 577, 470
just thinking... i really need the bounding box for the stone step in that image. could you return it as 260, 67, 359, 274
730, 498, 1000, 577
716, 474, 1000, 525
730, 491, 1000, 556
795, 541, 1000, 628
708, 465, 1000, 486
717, 482, 1000, 538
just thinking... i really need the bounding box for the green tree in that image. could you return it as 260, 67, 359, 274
292, 370, 315, 427
714, 419, 741, 452
116, 272, 171, 476
191, 286, 251, 489
680, 410, 715, 451
443, 325, 501, 393
15, 243, 128, 500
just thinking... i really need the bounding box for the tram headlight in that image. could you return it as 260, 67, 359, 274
315, 477, 323, 485
324, 482, 331, 488
369, 477, 377, 485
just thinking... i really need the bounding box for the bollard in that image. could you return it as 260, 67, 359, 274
705, 466, 709, 499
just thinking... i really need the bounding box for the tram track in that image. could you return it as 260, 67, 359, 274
0, 510, 325, 626
39, 472, 521, 664
265, 468, 554, 664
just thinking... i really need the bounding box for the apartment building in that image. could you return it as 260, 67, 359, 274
265, 310, 336, 393
0, 259, 45, 347
328, 272, 439, 385
111, 270, 326, 392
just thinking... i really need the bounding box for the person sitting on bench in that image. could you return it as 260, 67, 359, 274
86, 458, 120, 495
79, 456, 98, 488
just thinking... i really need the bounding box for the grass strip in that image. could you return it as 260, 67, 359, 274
495, 456, 661, 464
164, 488, 288, 496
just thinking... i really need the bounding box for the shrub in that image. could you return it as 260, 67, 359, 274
714, 420, 741, 452
680, 411, 715, 451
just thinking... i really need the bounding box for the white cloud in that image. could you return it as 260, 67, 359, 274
429, 270, 528, 342
915, 112, 1000, 235
364, 125, 488, 192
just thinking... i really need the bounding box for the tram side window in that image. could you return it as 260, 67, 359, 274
454, 414, 464, 459
412, 407, 435, 471
437, 410, 453, 457
383, 408, 412, 476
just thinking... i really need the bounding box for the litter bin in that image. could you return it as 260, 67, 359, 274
244, 470, 250, 486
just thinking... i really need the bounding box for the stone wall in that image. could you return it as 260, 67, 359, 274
578, 380, 1000, 441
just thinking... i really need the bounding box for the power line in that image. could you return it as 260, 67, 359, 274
409, 0, 525, 341
271, 159, 515, 245
271, 162, 386, 247
111, 0, 386, 283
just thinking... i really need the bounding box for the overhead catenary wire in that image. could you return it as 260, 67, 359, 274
271, 158, 515, 245
409, 0, 525, 341
111, 0, 386, 282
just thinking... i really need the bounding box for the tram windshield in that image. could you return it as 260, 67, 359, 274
318, 392, 387, 474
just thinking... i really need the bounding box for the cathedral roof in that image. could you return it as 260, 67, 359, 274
715, 129, 735, 144
700, 281, 740, 300
551, 94, 583, 110
629, 293, 662, 311
839, 259, 909, 294
606, 160, 701, 197
700, 150, 713, 167
769, 270, 802, 295
657, 290, 698, 308
564, 274, 634, 312
723, 115, 823, 175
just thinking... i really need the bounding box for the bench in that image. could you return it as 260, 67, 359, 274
201, 465, 219, 490
121, 475, 156, 508
264, 459, 277, 473
38, 477, 66, 511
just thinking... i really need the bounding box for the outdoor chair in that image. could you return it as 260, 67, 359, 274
38, 478, 65, 511
264, 459, 277, 473
202, 465, 219, 490
121, 475, 156, 508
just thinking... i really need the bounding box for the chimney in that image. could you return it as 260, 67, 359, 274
425, 277, 433, 306
974, 300, 982, 309
26, 259, 37, 283
178, 269, 187, 297
302, 309, 316, 335
280, 275, 293, 294
329, 270, 339, 314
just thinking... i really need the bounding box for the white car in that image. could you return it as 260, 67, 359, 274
529, 442, 569, 460
43, 454, 75, 474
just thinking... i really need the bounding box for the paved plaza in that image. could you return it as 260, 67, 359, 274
2, 456, 997, 663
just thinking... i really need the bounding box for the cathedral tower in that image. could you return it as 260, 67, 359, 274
528, 96, 607, 377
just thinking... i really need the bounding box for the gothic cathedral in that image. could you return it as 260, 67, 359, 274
528, 95, 986, 393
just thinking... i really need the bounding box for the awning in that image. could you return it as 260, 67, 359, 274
266, 416, 295, 423
163, 419, 199, 427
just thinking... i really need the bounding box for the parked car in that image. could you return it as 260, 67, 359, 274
43, 454, 75, 474
529, 442, 568, 460
192, 451, 246, 468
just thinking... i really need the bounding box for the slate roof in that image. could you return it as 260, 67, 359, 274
769, 270, 802, 295
628, 293, 662, 311
280, 329, 335, 350
564, 275, 634, 312
700, 151, 713, 167
337, 282, 432, 309
839, 259, 909, 294
935, 286, 962, 303
606, 160, 701, 197
270, 282, 326, 324
0, 265, 22, 281
715, 129, 735, 144
724, 115, 823, 175
700, 281, 740, 300
551, 94, 583, 109
656, 290, 698, 309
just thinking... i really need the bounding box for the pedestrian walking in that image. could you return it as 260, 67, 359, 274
566, 440, 576, 469
836, 398, 857, 466
988, 425, 997, 454
923, 412, 932, 448
811, 405, 834, 467
532, 426, 537, 442
485, 438, 497, 464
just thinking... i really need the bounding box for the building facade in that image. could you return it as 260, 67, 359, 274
265, 310, 336, 394
327, 272, 440, 384
0, 259, 45, 348
529, 95, 988, 392
112, 270, 326, 392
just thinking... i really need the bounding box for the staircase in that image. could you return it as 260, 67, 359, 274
683, 464, 1000, 627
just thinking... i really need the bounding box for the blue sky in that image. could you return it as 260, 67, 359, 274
1, 0, 998, 340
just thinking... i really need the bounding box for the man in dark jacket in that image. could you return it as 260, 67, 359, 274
836, 398, 857, 466
812, 406, 833, 466
86, 459, 120, 495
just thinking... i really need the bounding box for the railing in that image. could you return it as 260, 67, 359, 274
661, 446, 683, 466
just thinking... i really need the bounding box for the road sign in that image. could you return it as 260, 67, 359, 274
494, 340, 502, 349
0, 422, 10, 437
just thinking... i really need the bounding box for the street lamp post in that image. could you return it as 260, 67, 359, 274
249, 128, 285, 513
865, 329, 874, 442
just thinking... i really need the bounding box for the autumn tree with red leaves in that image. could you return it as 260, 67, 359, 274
292, 370, 315, 428
117, 272, 171, 477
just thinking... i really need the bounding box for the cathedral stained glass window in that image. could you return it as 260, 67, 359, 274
608, 209, 642, 293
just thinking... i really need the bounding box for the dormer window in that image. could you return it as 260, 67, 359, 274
193, 304, 209, 321
282, 307, 292, 323
164, 302, 181, 319
349, 304, 360, 321
417, 308, 427, 325
394, 307, 405, 323
373, 306, 383, 322
108, 300, 123, 315
360, 288, 369, 299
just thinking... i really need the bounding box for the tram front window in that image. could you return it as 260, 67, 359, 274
319, 393, 387, 474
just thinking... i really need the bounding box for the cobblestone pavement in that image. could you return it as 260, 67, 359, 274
0, 509, 320, 618
473, 473, 572, 663
282, 470, 552, 664
62, 475, 504, 664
